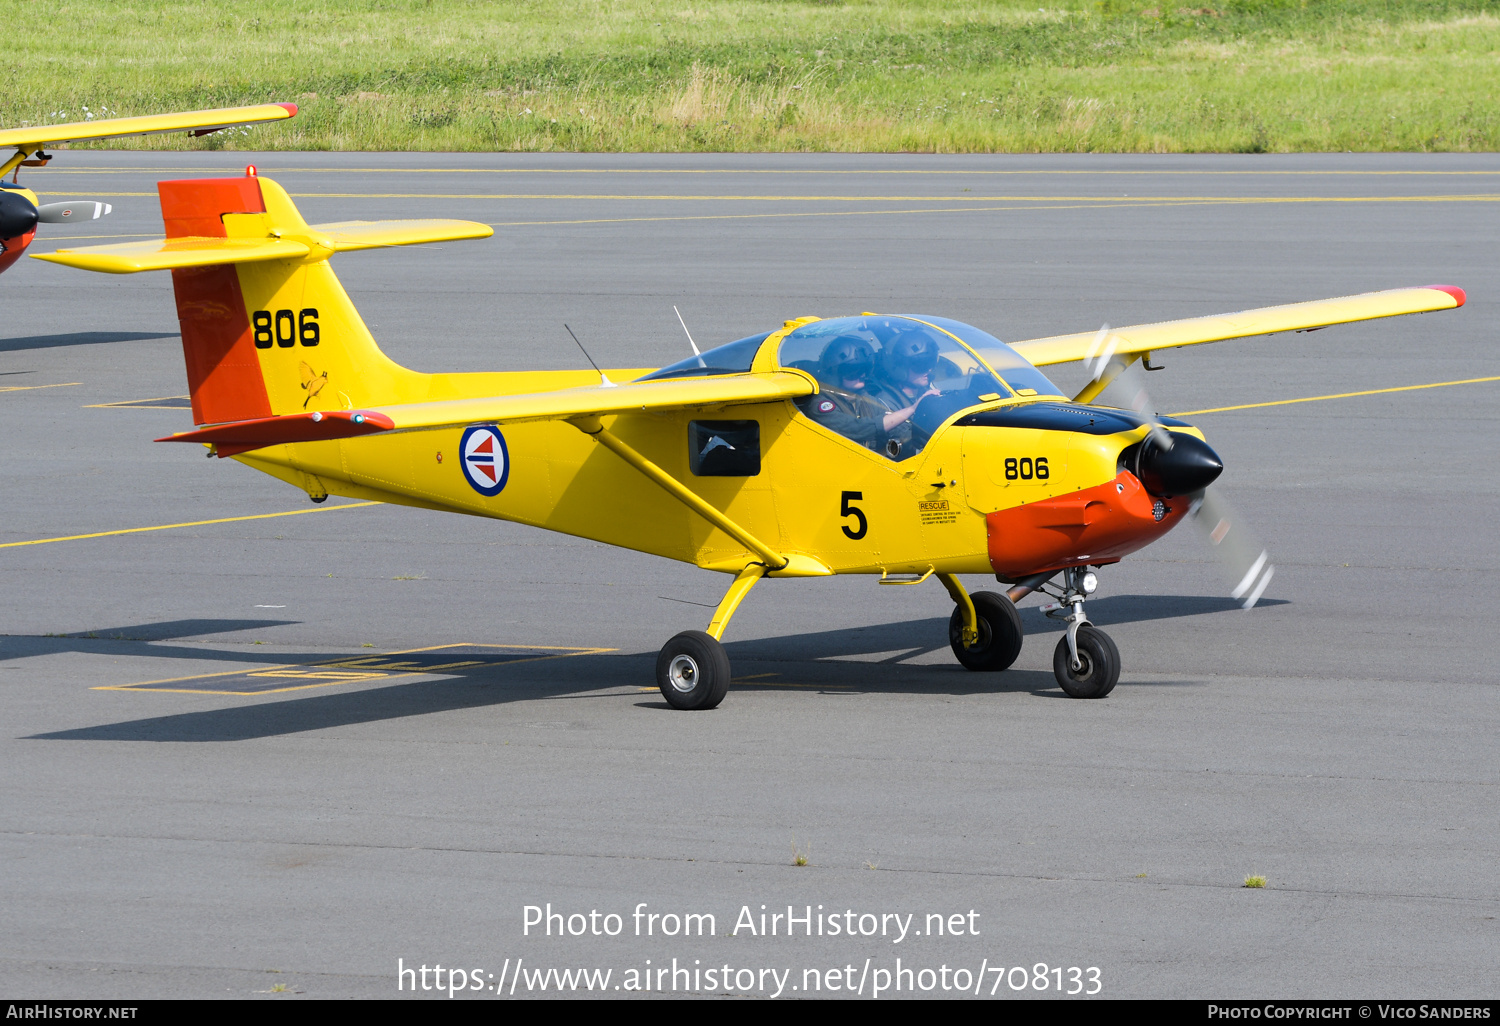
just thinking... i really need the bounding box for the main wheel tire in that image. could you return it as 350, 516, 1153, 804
949, 591, 1024, 672
1052, 625, 1120, 698
656, 630, 731, 710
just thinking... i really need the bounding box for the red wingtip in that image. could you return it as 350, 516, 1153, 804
275, 102, 299, 118
1427, 284, 1466, 307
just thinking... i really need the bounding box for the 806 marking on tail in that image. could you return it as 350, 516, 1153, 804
252, 308, 320, 348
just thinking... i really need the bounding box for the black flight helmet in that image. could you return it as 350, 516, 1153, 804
818, 335, 875, 386
884, 328, 940, 382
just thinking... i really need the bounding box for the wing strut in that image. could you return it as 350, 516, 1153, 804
568, 415, 789, 571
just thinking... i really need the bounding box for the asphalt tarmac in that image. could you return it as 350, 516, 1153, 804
2, 152, 1496, 1000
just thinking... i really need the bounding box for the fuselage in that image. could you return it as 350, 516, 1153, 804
235, 314, 1222, 580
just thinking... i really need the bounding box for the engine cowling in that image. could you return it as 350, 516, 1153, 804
1120, 432, 1223, 497
0, 188, 39, 239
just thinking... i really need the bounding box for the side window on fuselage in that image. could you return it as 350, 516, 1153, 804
689, 420, 761, 476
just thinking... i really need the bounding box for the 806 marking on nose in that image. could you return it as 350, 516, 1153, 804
252, 307, 320, 349
1004, 456, 1050, 481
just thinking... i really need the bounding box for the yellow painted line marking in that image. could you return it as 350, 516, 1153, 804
85, 394, 190, 409
28, 199, 1212, 239
486, 198, 1251, 227
285, 192, 1500, 203
0, 502, 378, 550
97, 642, 615, 695
39, 167, 1500, 177
56, 192, 1500, 205
31, 231, 159, 240
1173, 376, 1500, 416
741, 682, 855, 689
484, 200, 1177, 227
0, 382, 80, 393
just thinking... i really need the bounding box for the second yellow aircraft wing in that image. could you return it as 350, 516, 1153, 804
379, 371, 818, 431
0, 103, 298, 150
1010, 285, 1465, 367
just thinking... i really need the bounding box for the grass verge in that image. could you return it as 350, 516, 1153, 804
8, 1, 1500, 153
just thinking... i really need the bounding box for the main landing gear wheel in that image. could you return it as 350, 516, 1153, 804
656, 630, 731, 710
1052, 625, 1120, 699
949, 591, 1024, 672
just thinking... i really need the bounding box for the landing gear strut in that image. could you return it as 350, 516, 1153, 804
656, 564, 765, 710
1041, 567, 1120, 699
941, 573, 1024, 672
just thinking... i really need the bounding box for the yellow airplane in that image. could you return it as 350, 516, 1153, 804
0, 104, 296, 275
36, 171, 1465, 707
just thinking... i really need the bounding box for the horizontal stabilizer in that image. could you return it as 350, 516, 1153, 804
34, 211, 493, 273
34, 236, 310, 274
0, 103, 297, 150
158, 409, 395, 457
36, 201, 111, 223
308, 219, 495, 250
1012, 286, 1466, 367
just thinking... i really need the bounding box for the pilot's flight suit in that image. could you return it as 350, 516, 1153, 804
801, 387, 890, 453
866, 376, 927, 455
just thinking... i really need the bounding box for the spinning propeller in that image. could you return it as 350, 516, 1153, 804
1083, 329, 1275, 609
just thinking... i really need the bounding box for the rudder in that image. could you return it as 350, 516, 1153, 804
161, 176, 274, 425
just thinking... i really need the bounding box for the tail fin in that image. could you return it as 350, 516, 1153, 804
36, 169, 492, 425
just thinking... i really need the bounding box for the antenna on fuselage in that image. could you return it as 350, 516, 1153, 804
674, 305, 706, 368
564, 324, 616, 388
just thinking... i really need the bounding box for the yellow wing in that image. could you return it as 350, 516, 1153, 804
1010, 285, 1465, 367
376, 371, 818, 432
0, 103, 297, 151
155, 372, 818, 449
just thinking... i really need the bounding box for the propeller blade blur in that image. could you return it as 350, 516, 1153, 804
1097, 355, 1274, 609
1192, 488, 1275, 609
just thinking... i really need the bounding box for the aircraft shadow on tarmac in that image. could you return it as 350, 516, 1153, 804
0, 619, 303, 668
0, 330, 179, 353
22, 595, 1277, 743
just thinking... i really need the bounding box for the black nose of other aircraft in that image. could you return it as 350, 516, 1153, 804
1127, 432, 1224, 496
0, 189, 39, 239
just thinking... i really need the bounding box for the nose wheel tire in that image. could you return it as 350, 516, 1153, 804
1052, 625, 1120, 698
949, 591, 1024, 672
656, 630, 731, 710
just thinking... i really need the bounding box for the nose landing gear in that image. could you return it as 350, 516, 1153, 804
1041, 567, 1119, 698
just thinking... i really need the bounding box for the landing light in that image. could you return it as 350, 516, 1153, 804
1081, 572, 1098, 595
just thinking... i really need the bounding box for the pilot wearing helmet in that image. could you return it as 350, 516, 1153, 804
867, 328, 943, 454
804, 335, 937, 459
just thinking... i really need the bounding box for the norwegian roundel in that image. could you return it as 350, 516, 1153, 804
459, 424, 510, 497
818, 399, 836, 413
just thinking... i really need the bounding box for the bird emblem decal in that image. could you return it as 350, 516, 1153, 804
299, 361, 328, 408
